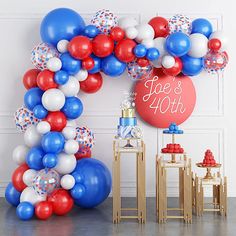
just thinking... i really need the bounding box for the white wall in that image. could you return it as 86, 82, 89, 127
0, 0, 235, 197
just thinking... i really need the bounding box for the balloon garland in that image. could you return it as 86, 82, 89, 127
6, 8, 228, 220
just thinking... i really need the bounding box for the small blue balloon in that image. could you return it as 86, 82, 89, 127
181, 55, 204, 76
146, 48, 160, 61
16, 202, 34, 221
33, 104, 48, 119
60, 53, 81, 75
133, 44, 147, 58
70, 183, 85, 200
61, 97, 83, 119
54, 70, 69, 85
40, 8, 85, 46
43, 153, 57, 168
166, 32, 191, 57
5, 182, 21, 207
26, 147, 45, 170
84, 25, 100, 38
24, 88, 43, 111
191, 18, 213, 38
101, 55, 126, 77
88, 54, 101, 74
41, 132, 65, 154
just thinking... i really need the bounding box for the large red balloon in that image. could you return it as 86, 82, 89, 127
162, 57, 183, 77
80, 72, 103, 93
35, 201, 53, 220
115, 39, 136, 63
45, 111, 67, 131
110, 26, 125, 41
48, 189, 74, 216
92, 35, 114, 57
148, 16, 169, 38
23, 69, 40, 90
134, 68, 196, 128
37, 70, 57, 91
12, 163, 29, 192
68, 36, 92, 60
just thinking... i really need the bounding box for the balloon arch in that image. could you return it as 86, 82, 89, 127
5, 8, 228, 220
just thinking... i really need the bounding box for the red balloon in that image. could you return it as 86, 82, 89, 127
75, 146, 92, 160
12, 163, 29, 192
48, 189, 74, 216
37, 70, 57, 91
80, 72, 103, 93
92, 35, 114, 57
82, 57, 95, 70
35, 201, 53, 220
110, 26, 125, 41
208, 38, 221, 52
137, 57, 150, 67
148, 16, 169, 38
68, 36, 92, 60
45, 111, 67, 132
23, 69, 40, 90
162, 57, 182, 77
114, 39, 136, 63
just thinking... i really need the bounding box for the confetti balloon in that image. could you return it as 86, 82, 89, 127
127, 60, 153, 81
204, 51, 228, 74
31, 42, 59, 70
14, 106, 40, 132
33, 169, 60, 196
168, 14, 192, 35
75, 126, 95, 149
91, 9, 118, 34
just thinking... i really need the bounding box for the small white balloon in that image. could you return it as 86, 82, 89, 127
24, 126, 41, 147
54, 152, 76, 175
42, 88, 65, 111
125, 27, 138, 39
118, 17, 138, 29
209, 31, 228, 51
59, 76, 80, 97
141, 39, 154, 49
60, 174, 75, 190
12, 145, 29, 165
66, 120, 77, 127
23, 169, 37, 186
57, 39, 69, 53
188, 33, 208, 58
135, 24, 155, 43
74, 69, 88, 82
36, 121, 51, 134
153, 37, 167, 68
162, 55, 175, 68
20, 186, 46, 205
47, 57, 62, 72
62, 126, 77, 140
64, 140, 79, 154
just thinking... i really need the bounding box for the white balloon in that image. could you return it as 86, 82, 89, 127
42, 88, 65, 111
118, 17, 138, 29
153, 37, 167, 68
162, 55, 175, 68
75, 69, 88, 82
36, 121, 51, 134
24, 126, 41, 147
62, 126, 77, 140
57, 39, 69, 53
209, 31, 228, 51
60, 174, 75, 190
54, 152, 76, 174
12, 145, 29, 165
64, 140, 79, 154
47, 57, 62, 72
135, 24, 155, 43
23, 169, 37, 186
20, 187, 46, 205
59, 76, 80, 97
125, 27, 138, 39
188, 33, 208, 58
141, 39, 154, 49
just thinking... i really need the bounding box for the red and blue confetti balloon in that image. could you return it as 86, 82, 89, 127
168, 14, 192, 35
75, 126, 95, 149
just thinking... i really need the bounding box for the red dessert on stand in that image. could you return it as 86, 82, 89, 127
161, 143, 184, 154
200, 149, 217, 167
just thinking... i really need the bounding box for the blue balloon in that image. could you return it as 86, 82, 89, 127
70, 183, 85, 199
54, 70, 69, 85
146, 47, 160, 61
133, 44, 147, 58
41, 132, 65, 154
43, 153, 57, 168
73, 158, 112, 208
16, 202, 34, 221
166, 32, 191, 57
40, 8, 85, 46
191, 18, 213, 38
88, 54, 101, 74
5, 182, 21, 207
24, 88, 43, 111
26, 147, 45, 170
101, 55, 126, 77
33, 104, 48, 119
84, 25, 100, 38
60, 53, 81, 75
61, 97, 83, 119
181, 55, 204, 76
